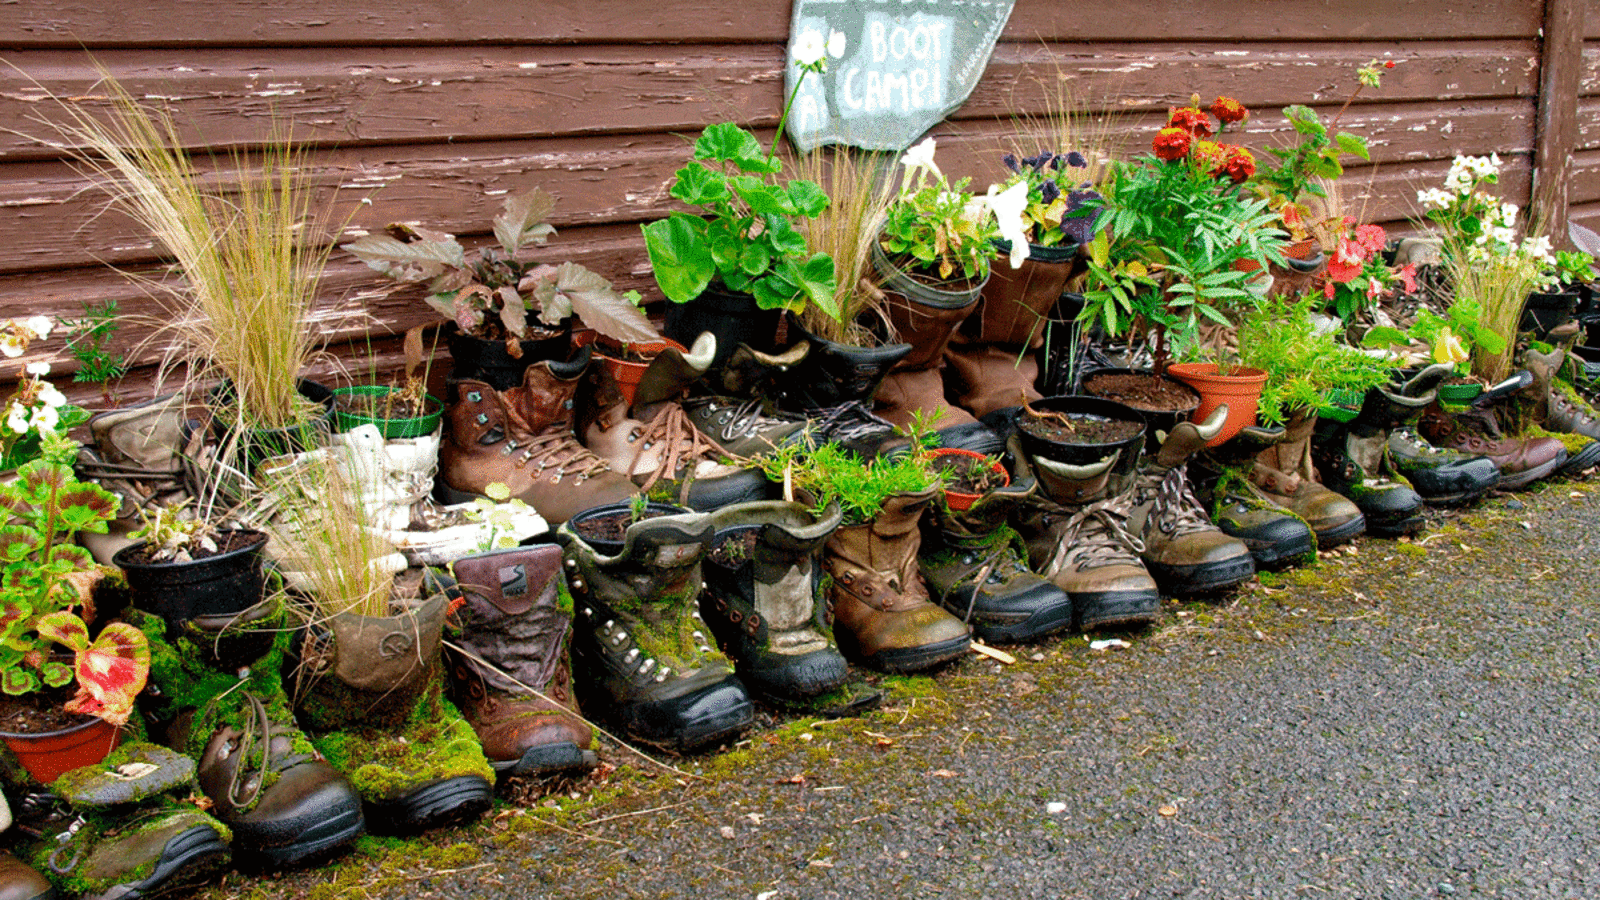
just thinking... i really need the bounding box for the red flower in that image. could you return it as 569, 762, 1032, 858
1222, 147, 1255, 182
1354, 223, 1386, 254
1192, 139, 1228, 173
1326, 239, 1365, 284
1166, 106, 1214, 137
1397, 262, 1419, 294
1152, 127, 1193, 161
1209, 96, 1249, 125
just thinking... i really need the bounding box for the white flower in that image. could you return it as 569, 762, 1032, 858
985, 182, 1033, 268
29, 403, 58, 435
36, 382, 66, 409
827, 30, 847, 58
24, 361, 50, 377
23, 316, 53, 340
0, 334, 23, 358
5, 403, 28, 435
900, 137, 941, 184
792, 31, 827, 68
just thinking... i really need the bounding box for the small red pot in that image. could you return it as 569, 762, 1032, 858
928, 448, 1010, 511
0, 714, 122, 783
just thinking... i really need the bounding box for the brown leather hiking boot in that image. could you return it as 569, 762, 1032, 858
1250, 409, 1365, 548
439, 348, 638, 526
1126, 408, 1255, 594
447, 544, 598, 777
825, 489, 971, 672
0, 850, 52, 900
873, 289, 1001, 454
944, 247, 1075, 420
1013, 438, 1161, 631
1418, 402, 1568, 490
583, 334, 771, 510
1190, 425, 1318, 570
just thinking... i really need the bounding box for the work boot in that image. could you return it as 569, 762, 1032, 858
872, 289, 1002, 455
73, 394, 191, 564
824, 489, 972, 672
1013, 438, 1161, 630
438, 346, 639, 526
1418, 381, 1569, 490
446, 544, 599, 778
1249, 409, 1366, 548
700, 500, 850, 703
0, 851, 52, 900
1522, 345, 1600, 474
919, 463, 1074, 644
557, 503, 754, 754
1190, 426, 1317, 570
584, 333, 771, 510
760, 328, 911, 457
132, 602, 366, 870
9, 744, 230, 900
1328, 364, 1499, 510
681, 395, 806, 457
1125, 408, 1256, 593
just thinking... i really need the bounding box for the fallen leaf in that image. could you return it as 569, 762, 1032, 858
719, 826, 736, 840
808, 858, 835, 869
874, 737, 895, 749
1090, 638, 1132, 651
776, 774, 807, 785
757, 892, 779, 900
1045, 801, 1067, 814
1158, 804, 1178, 817
930, 769, 959, 778
746, 813, 764, 825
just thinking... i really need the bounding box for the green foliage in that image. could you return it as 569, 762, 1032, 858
642, 122, 838, 316
1237, 297, 1398, 425
59, 300, 128, 384
1250, 104, 1370, 212
1551, 250, 1596, 286
878, 172, 999, 284
1362, 301, 1506, 374
756, 427, 942, 525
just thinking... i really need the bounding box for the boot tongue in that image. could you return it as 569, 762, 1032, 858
632, 332, 716, 412
1032, 452, 1117, 505
1154, 406, 1227, 468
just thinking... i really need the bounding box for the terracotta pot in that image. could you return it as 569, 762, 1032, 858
592, 337, 689, 407
1164, 362, 1269, 447
928, 448, 1009, 512
0, 713, 121, 783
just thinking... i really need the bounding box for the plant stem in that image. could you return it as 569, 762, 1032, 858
768, 67, 813, 163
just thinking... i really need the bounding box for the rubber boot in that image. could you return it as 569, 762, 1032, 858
583, 333, 771, 510
289, 589, 496, 834
1125, 407, 1256, 593
1328, 364, 1499, 510
447, 544, 599, 778
1249, 409, 1366, 548
824, 489, 972, 672
438, 346, 638, 525
1012, 436, 1162, 630
700, 500, 850, 704
556, 503, 754, 754
131, 601, 366, 869
872, 290, 1001, 454
1190, 425, 1317, 570
8, 743, 230, 900
919, 468, 1075, 644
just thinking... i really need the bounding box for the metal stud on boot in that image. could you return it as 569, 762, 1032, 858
447, 544, 600, 777
700, 500, 849, 703
1126, 408, 1256, 593
919, 466, 1075, 643
557, 502, 754, 754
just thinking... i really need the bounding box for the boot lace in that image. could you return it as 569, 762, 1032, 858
627, 403, 732, 493
686, 396, 797, 443
806, 400, 896, 446
501, 410, 615, 484
1039, 491, 1146, 576
1144, 466, 1212, 537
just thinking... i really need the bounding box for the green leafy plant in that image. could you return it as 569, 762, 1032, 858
1550, 250, 1596, 288
464, 482, 535, 553
878, 139, 1002, 284
128, 501, 226, 563
345, 188, 657, 354
756, 417, 942, 525
996, 151, 1105, 248
1237, 297, 1398, 425
58, 299, 128, 388
1363, 301, 1507, 377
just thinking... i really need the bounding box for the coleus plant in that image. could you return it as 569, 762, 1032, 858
345, 188, 657, 356
0, 459, 144, 725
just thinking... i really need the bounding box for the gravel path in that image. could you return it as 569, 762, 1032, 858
212, 482, 1600, 900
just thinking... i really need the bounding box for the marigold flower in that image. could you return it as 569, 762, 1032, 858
1209, 96, 1248, 125
1191, 139, 1228, 174
1222, 147, 1255, 182
1151, 126, 1192, 161
1166, 106, 1213, 137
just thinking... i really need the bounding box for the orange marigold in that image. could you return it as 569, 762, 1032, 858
1166, 106, 1214, 137
1152, 126, 1193, 161
1209, 96, 1249, 125
1222, 147, 1255, 183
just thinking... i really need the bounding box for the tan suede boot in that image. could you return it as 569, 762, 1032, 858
873, 285, 999, 453
1249, 409, 1366, 548
944, 248, 1076, 419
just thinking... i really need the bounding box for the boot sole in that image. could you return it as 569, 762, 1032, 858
1145, 556, 1256, 595
1240, 532, 1317, 570
1494, 453, 1566, 490
95, 824, 230, 900
858, 634, 972, 674
1556, 441, 1600, 476
935, 588, 1076, 645
493, 743, 600, 778
1414, 479, 1499, 508
241, 806, 366, 870
1074, 590, 1162, 632
367, 776, 493, 834
1312, 514, 1366, 550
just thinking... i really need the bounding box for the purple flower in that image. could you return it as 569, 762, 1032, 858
1040, 181, 1061, 204
1066, 151, 1087, 169
1002, 153, 1020, 173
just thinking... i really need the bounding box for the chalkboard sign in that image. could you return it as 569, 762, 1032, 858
784, 0, 1016, 153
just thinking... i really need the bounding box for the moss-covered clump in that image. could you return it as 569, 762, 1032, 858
311, 673, 492, 802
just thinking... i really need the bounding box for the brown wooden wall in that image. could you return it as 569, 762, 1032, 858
0, 0, 1592, 403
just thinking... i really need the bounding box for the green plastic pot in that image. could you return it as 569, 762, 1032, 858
331, 386, 444, 439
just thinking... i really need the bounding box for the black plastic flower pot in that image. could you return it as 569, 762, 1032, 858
567, 501, 696, 556
445, 319, 572, 391
207, 378, 335, 474
113, 529, 269, 628
1013, 394, 1147, 481
778, 313, 911, 410
663, 283, 781, 371
1521, 287, 1580, 339
1079, 367, 1200, 454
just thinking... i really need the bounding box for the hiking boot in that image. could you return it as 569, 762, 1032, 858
584, 334, 771, 510
1013, 438, 1162, 631
1522, 346, 1600, 474
74, 394, 191, 564
756, 333, 912, 458
700, 500, 850, 703
1126, 408, 1256, 593
447, 544, 599, 777
872, 288, 1004, 454
1250, 410, 1366, 548
11, 744, 230, 900
919, 467, 1075, 643
944, 246, 1075, 423
0, 851, 53, 900
557, 502, 754, 754
1307, 373, 1432, 536
1191, 426, 1317, 570
439, 347, 639, 525
1418, 397, 1568, 490
825, 489, 972, 672
681, 395, 806, 457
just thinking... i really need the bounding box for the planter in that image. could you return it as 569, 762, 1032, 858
1436, 381, 1484, 405
663, 283, 780, 371
780, 312, 912, 410
1320, 387, 1365, 423
591, 337, 689, 407
1014, 395, 1146, 480
1040, 292, 1088, 396
872, 241, 987, 370
113, 529, 269, 627
0, 713, 121, 784
331, 386, 443, 439
1164, 362, 1269, 447
208, 378, 335, 472
1520, 287, 1581, 338
445, 319, 572, 391
568, 500, 694, 555
928, 448, 1009, 511
974, 240, 1080, 347
296, 591, 448, 732
1080, 367, 1201, 454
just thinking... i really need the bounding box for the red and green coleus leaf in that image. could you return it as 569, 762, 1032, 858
51, 619, 150, 727
1, 665, 38, 695
52, 484, 120, 532
36, 610, 90, 652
